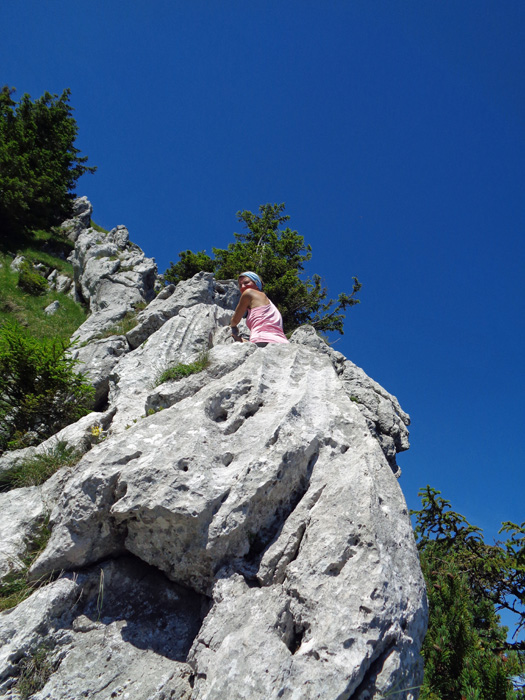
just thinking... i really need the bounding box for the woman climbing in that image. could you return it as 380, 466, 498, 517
229, 271, 289, 347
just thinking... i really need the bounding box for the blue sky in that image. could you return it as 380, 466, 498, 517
2, 2, 524, 556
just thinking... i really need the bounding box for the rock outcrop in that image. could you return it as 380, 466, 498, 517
0, 200, 427, 700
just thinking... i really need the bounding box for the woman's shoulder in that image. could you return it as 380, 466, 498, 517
244, 288, 269, 305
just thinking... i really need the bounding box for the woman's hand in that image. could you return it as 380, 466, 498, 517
231, 325, 243, 342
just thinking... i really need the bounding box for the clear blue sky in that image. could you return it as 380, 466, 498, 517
2, 2, 524, 545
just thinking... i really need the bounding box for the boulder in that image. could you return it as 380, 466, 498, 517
126, 273, 239, 349
9, 255, 25, 272
59, 196, 93, 242
43, 301, 60, 316
28, 341, 426, 699
0, 558, 201, 700
0, 409, 116, 478
70, 336, 129, 408
69, 225, 157, 345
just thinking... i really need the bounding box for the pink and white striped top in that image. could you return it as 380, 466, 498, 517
246, 301, 289, 344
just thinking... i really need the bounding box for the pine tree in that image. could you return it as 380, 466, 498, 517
164, 203, 361, 335
412, 487, 525, 699
0, 86, 96, 238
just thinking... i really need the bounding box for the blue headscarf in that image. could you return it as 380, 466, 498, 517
238, 271, 263, 290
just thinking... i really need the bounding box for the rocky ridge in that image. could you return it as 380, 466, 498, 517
0, 200, 427, 700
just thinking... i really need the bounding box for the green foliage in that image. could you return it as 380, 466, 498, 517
0, 441, 80, 492
0, 321, 95, 452
156, 353, 209, 386
0, 254, 86, 342
90, 219, 109, 234
16, 260, 48, 296
412, 487, 525, 700
164, 203, 361, 334
0, 85, 96, 238
164, 249, 215, 286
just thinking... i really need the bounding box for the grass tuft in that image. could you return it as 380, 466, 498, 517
90, 219, 109, 234
0, 441, 80, 492
17, 643, 57, 699
0, 515, 53, 612
155, 352, 209, 386
93, 310, 139, 340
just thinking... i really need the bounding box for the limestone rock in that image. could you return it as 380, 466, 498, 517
59, 196, 92, 242
0, 557, 199, 699
69, 274, 238, 416
69, 224, 157, 345
0, 486, 46, 579
0, 409, 115, 478
107, 302, 231, 434
290, 326, 410, 473
9, 255, 25, 272
46, 268, 58, 285
70, 336, 129, 408
0, 230, 426, 698
0, 577, 80, 697
28, 340, 425, 699
0, 470, 70, 581
55, 274, 72, 294
126, 272, 239, 349
43, 301, 60, 315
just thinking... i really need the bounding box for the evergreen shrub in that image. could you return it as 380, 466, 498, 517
0, 321, 94, 451
17, 261, 48, 296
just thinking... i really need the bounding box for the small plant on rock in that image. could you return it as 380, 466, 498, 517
17, 643, 57, 699
94, 310, 140, 339
0, 441, 80, 492
155, 352, 209, 386
0, 514, 53, 612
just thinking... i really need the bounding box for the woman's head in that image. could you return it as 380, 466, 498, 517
238, 271, 263, 290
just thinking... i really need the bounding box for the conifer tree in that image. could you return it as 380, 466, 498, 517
412, 487, 525, 699
164, 203, 361, 335
0, 86, 95, 237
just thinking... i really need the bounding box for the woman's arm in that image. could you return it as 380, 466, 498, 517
230, 289, 256, 328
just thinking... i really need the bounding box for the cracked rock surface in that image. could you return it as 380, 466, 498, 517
0, 202, 427, 700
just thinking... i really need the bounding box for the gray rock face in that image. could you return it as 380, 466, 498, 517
70, 272, 239, 413
70, 336, 129, 408
69, 222, 157, 345
59, 195, 93, 242
289, 326, 410, 474
0, 557, 200, 700
126, 272, 239, 349
43, 301, 60, 315
0, 220, 427, 699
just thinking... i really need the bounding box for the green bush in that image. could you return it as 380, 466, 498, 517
17, 261, 48, 296
0, 321, 95, 452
